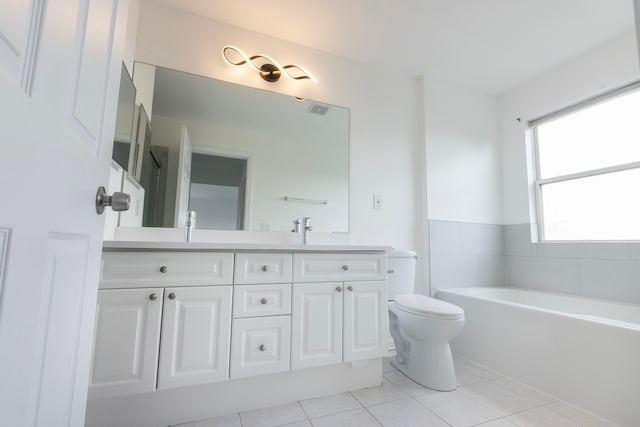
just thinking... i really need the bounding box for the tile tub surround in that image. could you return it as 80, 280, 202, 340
172, 357, 615, 427
504, 223, 640, 305
429, 220, 640, 305
429, 220, 506, 291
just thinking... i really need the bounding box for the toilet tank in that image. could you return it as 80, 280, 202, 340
387, 250, 417, 300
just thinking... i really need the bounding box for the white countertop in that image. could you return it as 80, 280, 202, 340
102, 240, 392, 252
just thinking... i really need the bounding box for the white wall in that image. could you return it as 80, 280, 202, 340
122, 0, 140, 74
425, 77, 502, 224
134, 1, 428, 291
423, 77, 503, 293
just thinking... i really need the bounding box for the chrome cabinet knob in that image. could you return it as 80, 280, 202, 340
260, 298, 268, 305
159, 266, 168, 274
168, 293, 176, 300
261, 265, 269, 272
347, 286, 353, 292
341, 265, 349, 271
95, 186, 130, 214
336, 286, 342, 292
259, 344, 266, 352
149, 293, 158, 301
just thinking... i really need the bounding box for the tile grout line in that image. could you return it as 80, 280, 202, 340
407, 393, 454, 427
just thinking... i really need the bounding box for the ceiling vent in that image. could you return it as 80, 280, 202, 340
308, 103, 330, 116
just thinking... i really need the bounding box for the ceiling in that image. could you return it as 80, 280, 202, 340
151, 0, 636, 94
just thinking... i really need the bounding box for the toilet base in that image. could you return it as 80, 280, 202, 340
390, 341, 457, 392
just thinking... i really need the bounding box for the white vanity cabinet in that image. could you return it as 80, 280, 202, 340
291, 253, 388, 370
89, 251, 234, 398
90, 247, 388, 402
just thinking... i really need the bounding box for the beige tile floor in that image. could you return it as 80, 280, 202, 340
172, 357, 616, 427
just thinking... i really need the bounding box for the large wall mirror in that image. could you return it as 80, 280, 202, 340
112, 63, 350, 234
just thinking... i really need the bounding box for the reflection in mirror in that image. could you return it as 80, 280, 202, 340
135, 63, 350, 233
112, 64, 137, 172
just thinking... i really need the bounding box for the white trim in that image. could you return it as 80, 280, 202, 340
536, 161, 640, 186
528, 80, 640, 127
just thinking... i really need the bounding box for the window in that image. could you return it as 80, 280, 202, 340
531, 82, 640, 241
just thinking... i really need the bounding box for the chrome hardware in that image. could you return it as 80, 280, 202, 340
341, 265, 349, 271
336, 286, 342, 292
291, 219, 301, 233
186, 211, 196, 242
260, 298, 268, 305
149, 293, 158, 301
347, 286, 353, 292
261, 265, 269, 272
95, 186, 130, 214
302, 217, 312, 245
387, 269, 395, 274
259, 344, 266, 352
168, 293, 176, 300
159, 266, 168, 273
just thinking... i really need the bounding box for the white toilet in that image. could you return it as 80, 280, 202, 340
387, 250, 465, 391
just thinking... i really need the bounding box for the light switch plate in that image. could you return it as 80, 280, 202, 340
373, 194, 382, 210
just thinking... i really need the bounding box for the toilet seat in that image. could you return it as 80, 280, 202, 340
394, 294, 464, 320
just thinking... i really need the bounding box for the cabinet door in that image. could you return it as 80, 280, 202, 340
157, 286, 232, 389
343, 281, 389, 362
89, 288, 163, 399
291, 282, 343, 369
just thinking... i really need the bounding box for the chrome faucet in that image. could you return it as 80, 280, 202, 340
302, 217, 312, 245
186, 211, 196, 242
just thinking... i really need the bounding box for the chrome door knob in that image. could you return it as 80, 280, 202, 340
347, 286, 353, 292
336, 286, 342, 292
260, 298, 268, 305
341, 265, 349, 271
261, 265, 269, 272
149, 293, 158, 301
95, 186, 130, 214
168, 293, 176, 300
159, 266, 168, 273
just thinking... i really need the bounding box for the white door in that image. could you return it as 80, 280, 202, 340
0, 1, 128, 425
174, 125, 192, 227
291, 282, 343, 369
157, 286, 232, 389
89, 288, 163, 399
343, 281, 389, 362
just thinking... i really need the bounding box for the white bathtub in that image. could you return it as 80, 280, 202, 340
437, 287, 640, 427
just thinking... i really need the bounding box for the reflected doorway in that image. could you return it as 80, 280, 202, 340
189, 152, 248, 230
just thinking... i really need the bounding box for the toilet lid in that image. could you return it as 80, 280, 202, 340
394, 294, 464, 319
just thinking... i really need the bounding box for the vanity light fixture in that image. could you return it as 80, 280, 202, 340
222, 45, 318, 83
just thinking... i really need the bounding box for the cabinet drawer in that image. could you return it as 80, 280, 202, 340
293, 253, 386, 282
233, 284, 292, 318
100, 251, 234, 288
234, 252, 292, 284
230, 316, 291, 379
